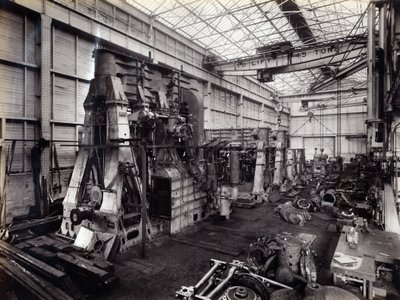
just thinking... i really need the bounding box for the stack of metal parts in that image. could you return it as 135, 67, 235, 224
0, 218, 117, 299
278, 154, 384, 227
175, 258, 358, 300
247, 233, 316, 287
176, 259, 291, 300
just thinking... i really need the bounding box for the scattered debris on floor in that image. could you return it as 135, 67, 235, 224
274, 202, 312, 226
0, 225, 118, 299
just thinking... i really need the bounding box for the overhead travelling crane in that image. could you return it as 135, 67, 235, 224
204, 35, 367, 82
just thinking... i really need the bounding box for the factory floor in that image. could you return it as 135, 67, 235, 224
94, 197, 343, 300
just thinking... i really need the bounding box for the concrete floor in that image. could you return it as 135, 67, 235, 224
95, 196, 341, 300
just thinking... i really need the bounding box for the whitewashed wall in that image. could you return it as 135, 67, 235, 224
289, 101, 367, 161
1, 0, 288, 222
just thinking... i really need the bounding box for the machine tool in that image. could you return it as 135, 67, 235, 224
59, 47, 209, 254
60, 48, 148, 252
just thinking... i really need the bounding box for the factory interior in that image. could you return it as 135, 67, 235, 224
1, 0, 400, 299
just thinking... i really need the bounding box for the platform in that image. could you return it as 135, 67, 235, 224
330, 225, 400, 299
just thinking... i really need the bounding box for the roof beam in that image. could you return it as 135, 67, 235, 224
151, 0, 202, 17
173, 1, 271, 31
214, 0, 263, 56
174, 0, 251, 55
310, 57, 367, 91
275, 0, 316, 44
280, 87, 367, 103
249, 0, 308, 85
169, 0, 207, 30
251, 0, 291, 42
197, 19, 364, 51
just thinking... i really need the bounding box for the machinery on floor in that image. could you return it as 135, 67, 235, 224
60, 48, 149, 252
175, 258, 292, 300
176, 258, 359, 300
59, 47, 211, 253
60, 47, 294, 255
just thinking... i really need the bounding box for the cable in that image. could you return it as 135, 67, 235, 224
310, 3, 370, 90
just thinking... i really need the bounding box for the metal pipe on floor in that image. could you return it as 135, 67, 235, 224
206, 266, 237, 299
251, 273, 293, 290
194, 261, 223, 291
197, 277, 215, 297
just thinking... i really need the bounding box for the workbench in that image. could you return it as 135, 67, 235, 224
330, 226, 400, 299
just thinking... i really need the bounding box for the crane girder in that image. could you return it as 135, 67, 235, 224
209, 38, 367, 76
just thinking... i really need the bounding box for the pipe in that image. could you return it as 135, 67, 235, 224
251, 273, 293, 290
194, 261, 223, 291
206, 266, 237, 299
197, 277, 215, 296
379, 4, 386, 49
229, 145, 241, 185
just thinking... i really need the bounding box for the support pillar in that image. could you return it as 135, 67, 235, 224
259, 103, 265, 128
239, 94, 244, 128
203, 80, 212, 129
40, 14, 52, 217
379, 3, 389, 153
367, 2, 376, 153
0, 118, 6, 226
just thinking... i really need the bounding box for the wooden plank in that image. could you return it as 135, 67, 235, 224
0, 257, 73, 300
0, 257, 55, 300
57, 252, 109, 279
69, 253, 114, 272
26, 235, 56, 247
0, 239, 66, 280
14, 242, 32, 250
24, 247, 59, 267
51, 240, 75, 251
170, 237, 242, 256
8, 216, 62, 233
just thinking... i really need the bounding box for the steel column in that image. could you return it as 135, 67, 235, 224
367, 3, 376, 152
0, 118, 6, 227
239, 94, 244, 128
40, 14, 52, 217
259, 103, 265, 128
379, 3, 388, 152
203, 81, 212, 129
